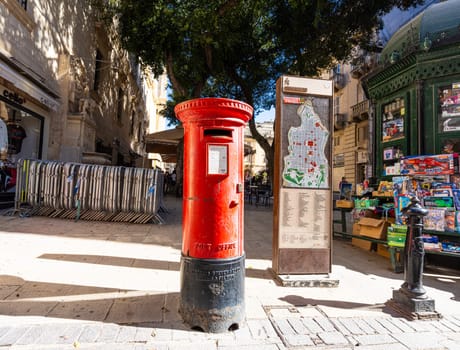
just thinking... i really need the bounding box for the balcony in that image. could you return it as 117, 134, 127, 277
350, 53, 378, 79
351, 100, 370, 122
350, 57, 367, 79
334, 113, 347, 130
332, 72, 345, 91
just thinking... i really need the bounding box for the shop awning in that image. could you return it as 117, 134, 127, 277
145, 126, 184, 163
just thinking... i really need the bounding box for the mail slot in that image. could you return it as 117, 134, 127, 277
175, 97, 253, 333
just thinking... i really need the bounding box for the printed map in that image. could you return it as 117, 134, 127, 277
283, 99, 329, 188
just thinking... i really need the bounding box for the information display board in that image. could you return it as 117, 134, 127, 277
272, 76, 333, 274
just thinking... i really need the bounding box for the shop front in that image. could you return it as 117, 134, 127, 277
366, 1, 460, 178
0, 58, 59, 197
364, 0, 460, 269
0, 88, 47, 195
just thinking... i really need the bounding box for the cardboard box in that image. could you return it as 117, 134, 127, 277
352, 223, 361, 235
352, 237, 372, 250
357, 217, 389, 239
400, 154, 457, 175
372, 191, 394, 197
336, 200, 354, 208
377, 244, 390, 258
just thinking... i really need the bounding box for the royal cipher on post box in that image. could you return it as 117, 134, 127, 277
174, 97, 253, 333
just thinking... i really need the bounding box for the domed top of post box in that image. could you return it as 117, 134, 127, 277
175, 98, 253, 124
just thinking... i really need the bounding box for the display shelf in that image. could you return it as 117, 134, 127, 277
423, 230, 460, 238
390, 168, 460, 270
425, 250, 460, 257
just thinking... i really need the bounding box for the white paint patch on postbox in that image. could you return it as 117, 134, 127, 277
208, 145, 228, 175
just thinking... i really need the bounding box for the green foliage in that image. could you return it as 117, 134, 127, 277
94, 0, 424, 125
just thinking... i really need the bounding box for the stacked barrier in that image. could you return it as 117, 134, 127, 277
13, 159, 165, 224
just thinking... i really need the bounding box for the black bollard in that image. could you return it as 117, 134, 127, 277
389, 196, 440, 319
401, 196, 428, 298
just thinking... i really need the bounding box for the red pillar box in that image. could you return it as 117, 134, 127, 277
175, 97, 253, 332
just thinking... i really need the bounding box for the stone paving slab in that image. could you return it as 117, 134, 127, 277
391, 331, 450, 350
0, 311, 459, 349
0, 198, 459, 349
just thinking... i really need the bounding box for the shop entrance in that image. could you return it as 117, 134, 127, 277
0, 96, 44, 193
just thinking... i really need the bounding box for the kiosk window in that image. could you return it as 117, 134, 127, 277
439, 83, 460, 132
208, 145, 228, 175
382, 98, 405, 142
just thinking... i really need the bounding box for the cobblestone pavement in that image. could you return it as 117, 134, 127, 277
1, 312, 460, 349
0, 196, 459, 349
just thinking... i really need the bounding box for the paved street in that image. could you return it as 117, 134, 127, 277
0, 196, 459, 349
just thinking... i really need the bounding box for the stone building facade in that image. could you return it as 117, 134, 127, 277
244, 121, 274, 178
330, 1, 437, 192
330, 62, 372, 192
0, 0, 165, 168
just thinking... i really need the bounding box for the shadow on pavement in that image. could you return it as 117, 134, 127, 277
278, 295, 407, 318
38, 253, 274, 280
279, 294, 384, 310
0, 274, 184, 327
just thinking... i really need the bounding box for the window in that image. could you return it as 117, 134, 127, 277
137, 122, 142, 141
334, 64, 341, 74
117, 88, 123, 122
3, 0, 33, 32
334, 136, 341, 146
17, 0, 26, 10
334, 96, 340, 115
94, 50, 103, 91
382, 98, 405, 142
438, 82, 460, 133
129, 110, 135, 135
333, 153, 344, 167
357, 125, 368, 145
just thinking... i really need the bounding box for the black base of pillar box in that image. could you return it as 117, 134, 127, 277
179, 254, 245, 333
389, 289, 440, 320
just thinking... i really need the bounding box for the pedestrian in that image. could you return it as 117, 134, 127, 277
163, 171, 170, 194
339, 176, 349, 199
171, 169, 177, 186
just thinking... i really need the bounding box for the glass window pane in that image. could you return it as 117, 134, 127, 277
438, 83, 460, 133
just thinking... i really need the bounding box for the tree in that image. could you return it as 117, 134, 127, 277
96, 0, 424, 181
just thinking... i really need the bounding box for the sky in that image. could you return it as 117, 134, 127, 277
256, 108, 275, 122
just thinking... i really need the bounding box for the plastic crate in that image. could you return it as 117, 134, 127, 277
390, 224, 408, 233
441, 241, 460, 253
387, 232, 406, 247
354, 198, 379, 209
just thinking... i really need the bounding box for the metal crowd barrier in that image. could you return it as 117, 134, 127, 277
11, 159, 165, 224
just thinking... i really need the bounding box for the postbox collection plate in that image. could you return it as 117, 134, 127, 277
208, 144, 228, 175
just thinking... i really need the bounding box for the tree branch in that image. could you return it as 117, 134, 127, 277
165, 51, 186, 97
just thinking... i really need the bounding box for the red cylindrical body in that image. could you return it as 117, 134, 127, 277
175, 97, 253, 333
175, 98, 253, 259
